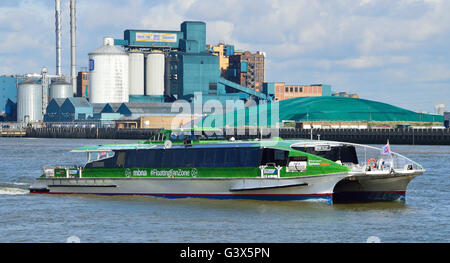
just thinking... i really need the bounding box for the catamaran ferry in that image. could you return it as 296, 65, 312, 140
30, 129, 424, 204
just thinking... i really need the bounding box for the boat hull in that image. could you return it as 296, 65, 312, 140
30, 173, 350, 204
333, 172, 421, 203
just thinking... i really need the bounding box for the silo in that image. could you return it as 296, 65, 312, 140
128, 51, 144, 95
89, 37, 129, 103
145, 53, 165, 96
50, 78, 73, 99
17, 79, 43, 123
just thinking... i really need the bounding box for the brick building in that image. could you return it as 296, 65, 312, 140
76, 71, 89, 98
274, 83, 331, 101
228, 51, 265, 92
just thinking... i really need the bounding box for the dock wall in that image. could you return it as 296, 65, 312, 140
24, 127, 450, 145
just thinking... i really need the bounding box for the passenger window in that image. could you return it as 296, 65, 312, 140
289, 156, 308, 162
116, 152, 126, 168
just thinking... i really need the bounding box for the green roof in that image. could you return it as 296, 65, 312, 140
201, 96, 443, 127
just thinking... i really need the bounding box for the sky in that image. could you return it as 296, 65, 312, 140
0, 0, 449, 113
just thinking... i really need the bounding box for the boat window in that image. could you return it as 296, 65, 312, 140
292, 146, 358, 164
85, 151, 119, 169
204, 148, 216, 167
261, 148, 289, 166
116, 147, 263, 168
223, 148, 237, 167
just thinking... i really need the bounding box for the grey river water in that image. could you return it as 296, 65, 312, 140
0, 137, 448, 243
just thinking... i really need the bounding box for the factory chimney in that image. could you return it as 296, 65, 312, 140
55, 0, 62, 76
70, 0, 77, 94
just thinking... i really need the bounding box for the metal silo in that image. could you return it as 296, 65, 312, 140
89, 37, 129, 103
17, 79, 43, 123
50, 78, 73, 99
128, 51, 144, 95
145, 53, 165, 96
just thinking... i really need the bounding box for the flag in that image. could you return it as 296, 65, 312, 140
382, 141, 391, 155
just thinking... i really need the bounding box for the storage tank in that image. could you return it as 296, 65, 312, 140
145, 53, 165, 96
89, 37, 129, 103
50, 78, 73, 99
128, 51, 144, 95
17, 79, 42, 123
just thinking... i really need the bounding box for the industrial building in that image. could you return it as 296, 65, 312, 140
44, 97, 92, 122
435, 104, 446, 115
206, 43, 235, 77
43, 97, 197, 128
76, 71, 89, 98
85, 21, 270, 107
227, 51, 266, 92
0, 76, 20, 120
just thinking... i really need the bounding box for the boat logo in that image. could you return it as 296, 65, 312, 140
125, 168, 131, 177
133, 169, 148, 177
191, 168, 198, 178
263, 168, 277, 174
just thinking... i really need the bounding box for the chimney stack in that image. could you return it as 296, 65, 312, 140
70, 0, 77, 94
55, 0, 62, 76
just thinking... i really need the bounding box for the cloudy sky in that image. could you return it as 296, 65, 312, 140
0, 0, 449, 113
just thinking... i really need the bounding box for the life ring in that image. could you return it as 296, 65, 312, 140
367, 158, 377, 169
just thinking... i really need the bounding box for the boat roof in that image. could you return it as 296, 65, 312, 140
72, 142, 256, 152
71, 138, 355, 153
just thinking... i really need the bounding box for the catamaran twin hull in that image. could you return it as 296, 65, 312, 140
30, 173, 349, 203
30, 138, 424, 204
30, 171, 422, 204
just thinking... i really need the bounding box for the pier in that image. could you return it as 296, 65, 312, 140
23, 127, 450, 145
0, 123, 26, 137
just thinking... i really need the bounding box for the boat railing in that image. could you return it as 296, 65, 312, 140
291, 141, 424, 174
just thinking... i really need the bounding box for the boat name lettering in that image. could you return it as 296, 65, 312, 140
150, 169, 195, 177
133, 169, 148, 177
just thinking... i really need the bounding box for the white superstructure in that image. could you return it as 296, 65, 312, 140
89, 37, 129, 103
128, 51, 145, 95
145, 53, 165, 96
17, 79, 43, 123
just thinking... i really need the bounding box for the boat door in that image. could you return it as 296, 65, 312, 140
259, 148, 288, 178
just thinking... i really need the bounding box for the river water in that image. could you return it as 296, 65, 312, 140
0, 137, 448, 243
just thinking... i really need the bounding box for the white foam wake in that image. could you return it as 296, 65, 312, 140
0, 187, 29, 195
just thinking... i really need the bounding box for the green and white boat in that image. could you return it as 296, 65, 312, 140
30, 129, 424, 204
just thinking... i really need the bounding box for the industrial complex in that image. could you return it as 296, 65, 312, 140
0, 0, 447, 133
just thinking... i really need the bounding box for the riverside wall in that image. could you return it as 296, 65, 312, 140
24, 127, 450, 145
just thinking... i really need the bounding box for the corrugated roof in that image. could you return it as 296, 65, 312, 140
92, 103, 107, 113
51, 98, 66, 107
121, 102, 175, 114
66, 97, 91, 108
202, 96, 444, 127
